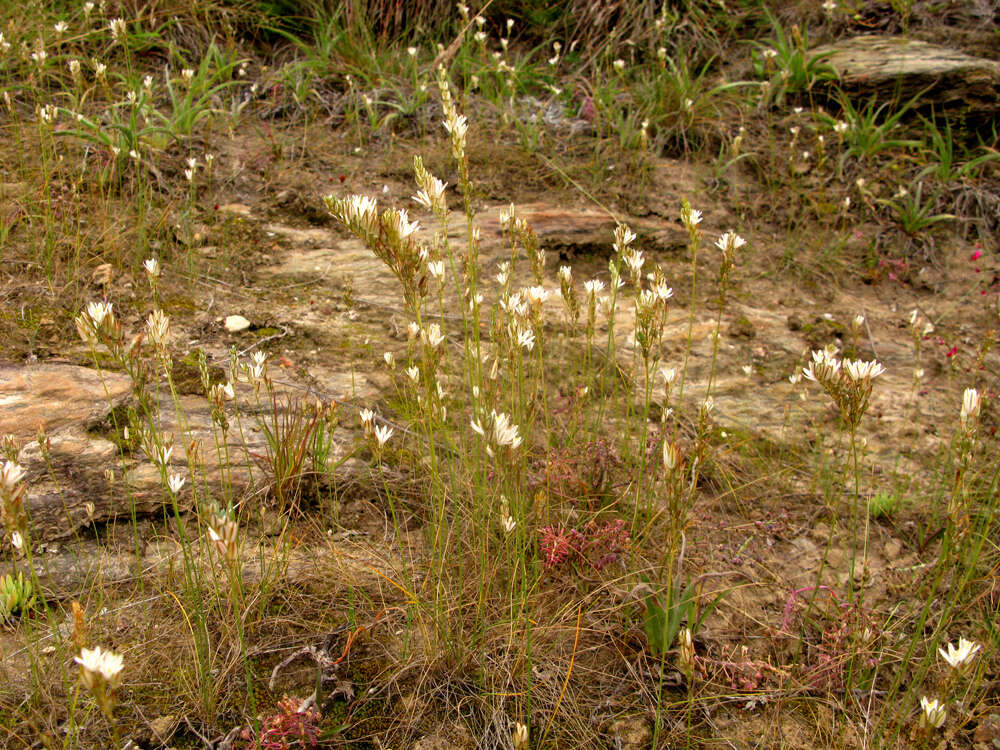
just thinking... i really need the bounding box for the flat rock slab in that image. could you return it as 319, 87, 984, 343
815, 35, 1000, 116
1, 363, 365, 541
0, 361, 133, 440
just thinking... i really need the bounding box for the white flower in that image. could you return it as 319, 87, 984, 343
715, 232, 746, 256
359, 408, 375, 430
622, 248, 644, 277
443, 112, 468, 156
167, 473, 185, 494
919, 696, 946, 729
146, 310, 170, 348
613, 224, 636, 254
938, 637, 981, 674
384, 207, 420, 242
10, 531, 23, 550
1, 460, 26, 492
109, 17, 126, 42
491, 411, 522, 450
421, 323, 445, 350
75, 646, 124, 688
209, 382, 234, 404
383, 351, 396, 369
525, 286, 550, 305
427, 260, 445, 280
68, 59, 81, 77
558, 265, 572, 284
413, 176, 447, 212
960, 388, 981, 426
651, 280, 673, 302
680, 204, 703, 230
662, 442, 681, 471
152, 444, 172, 467
512, 721, 529, 750
373, 424, 394, 448
405, 366, 419, 382
843, 359, 885, 382
660, 367, 677, 385
584, 279, 605, 296
513, 324, 535, 351
612, 59, 625, 73
143, 258, 160, 278
495, 261, 511, 287
407, 46, 417, 57
181, 68, 194, 82
853, 314, 865, 328
87, 301, 113, 327
501, 515, 516, 533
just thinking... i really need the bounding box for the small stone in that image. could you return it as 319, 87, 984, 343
148, 715, 176, 741
224, 315, 251, 333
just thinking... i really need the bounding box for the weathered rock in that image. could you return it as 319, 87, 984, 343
0, 363, 366, 541
814, 35, 1000, 123
0, 362, 132, 440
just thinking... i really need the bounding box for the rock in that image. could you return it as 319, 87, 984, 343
973, 713, 1000, 745
607, 716, 651, 750
814, 35, 1000, 126
0, 362, 132, 440
224, 314, 252, 332
0, 363, 361, 541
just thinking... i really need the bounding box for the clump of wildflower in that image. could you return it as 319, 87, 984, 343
324, 194, 431, 314
75, 646, 124, 719
802, 346, 885, 429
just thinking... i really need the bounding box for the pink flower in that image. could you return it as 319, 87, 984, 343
971, 249, 982, 261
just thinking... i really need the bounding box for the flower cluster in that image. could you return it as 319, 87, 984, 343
324, 193, 431, 314
471, 410, 522, 458
802, 346, 885, 428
